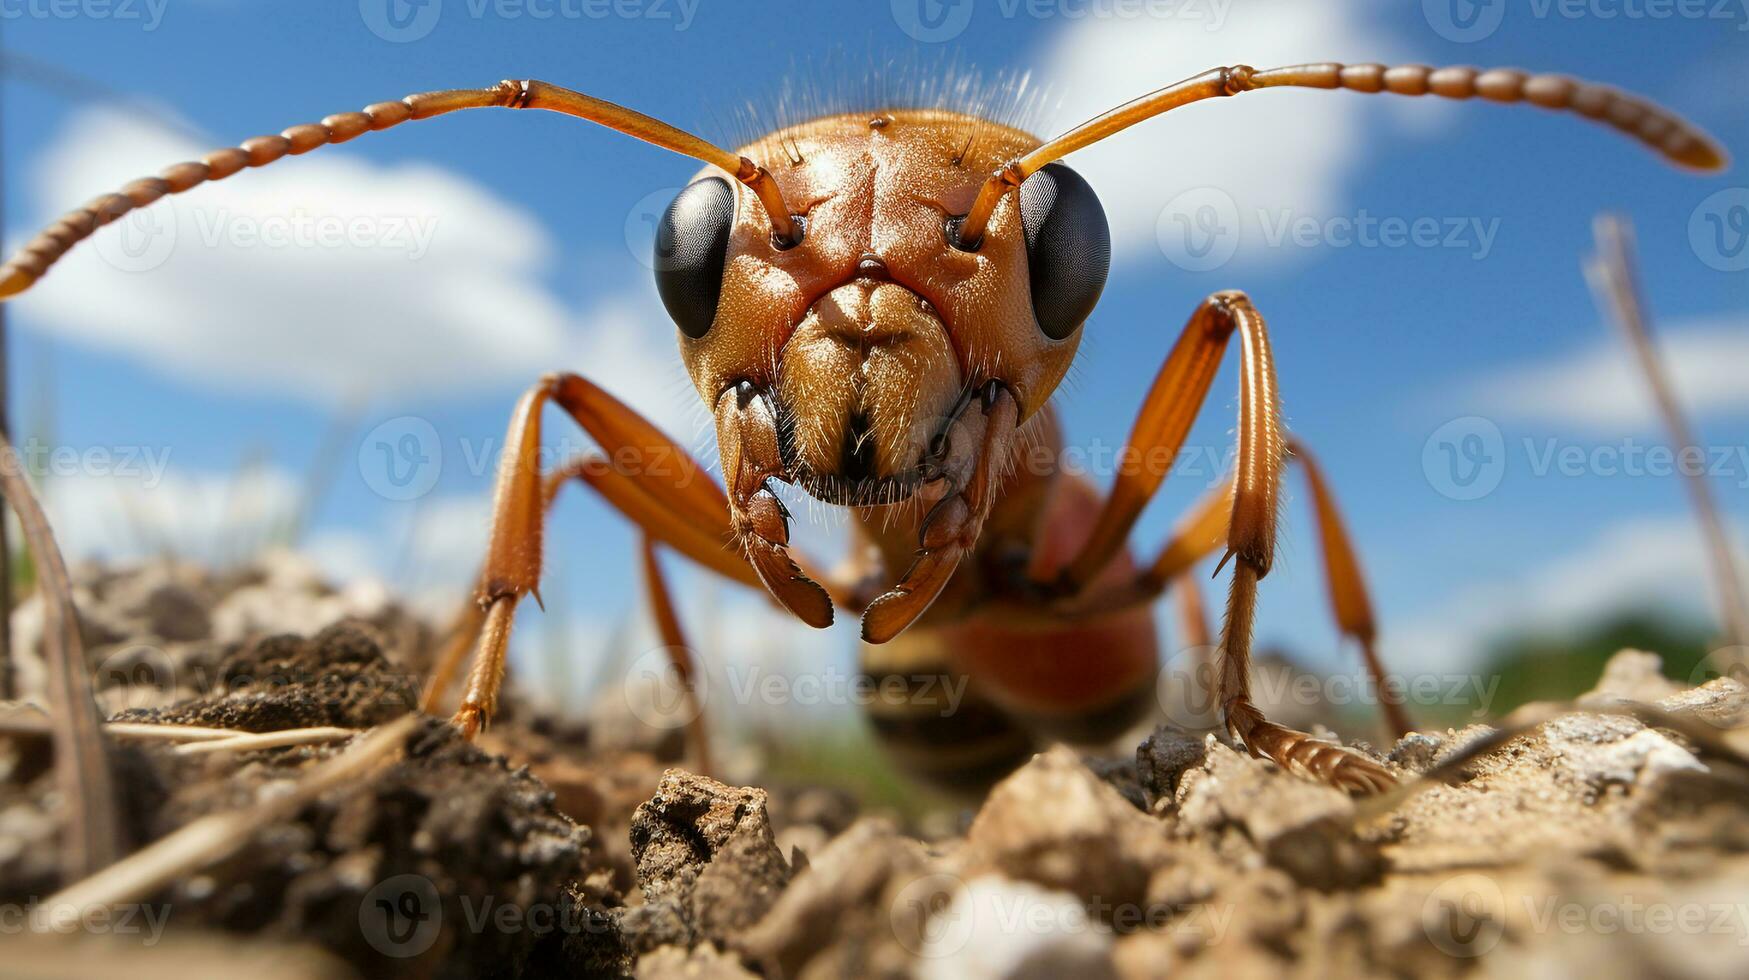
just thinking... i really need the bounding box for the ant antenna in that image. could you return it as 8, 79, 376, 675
0, 79, 800, 299
955, 62, 1727, 248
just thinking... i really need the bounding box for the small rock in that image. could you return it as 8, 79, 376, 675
1658, 676, 1749, 728
619, 901, 696, 957
737, 819, 929, 977
1176, 742, 1380, 889
1136, 728, 1209, 806
629, 770, 792, 946
1544, 716, 1706, 787
1085, 755, 1147, 811
964, 746, 1173, 910
1385, 732, 1444, 774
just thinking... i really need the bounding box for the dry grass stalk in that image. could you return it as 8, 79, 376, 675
0, 430, 122, 879
0, 712, 298, 743
1585, 214, 1749, 655
100, 721, 251, 742
171, 726, 358, 756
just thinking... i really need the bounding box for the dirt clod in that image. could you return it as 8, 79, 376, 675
1174, 739, 1383, 890
1136, 726, 1209, 806
626, 769, 794, 950
963, 745, 1173, 913
8, 562, 1749, 978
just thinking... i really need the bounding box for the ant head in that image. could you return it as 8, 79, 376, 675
654, 110, 1109, 507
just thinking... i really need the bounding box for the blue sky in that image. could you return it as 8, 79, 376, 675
4, 0, 1746, 709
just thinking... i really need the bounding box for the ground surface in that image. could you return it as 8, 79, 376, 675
4, 559, 1748, 979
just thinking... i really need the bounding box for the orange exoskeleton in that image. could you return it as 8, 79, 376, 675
1, 64, 1725, 794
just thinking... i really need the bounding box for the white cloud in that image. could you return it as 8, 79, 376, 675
1385, 515, 1749, 673
300, 526, 390, 589
1038, 0, 1438, 267
1472, 316, 1749, 431
13, 107, 579, 404
10, 104, 716, 489
32, 464, 301, 566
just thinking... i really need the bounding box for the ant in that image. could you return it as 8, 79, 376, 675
1, 62, 1724, 794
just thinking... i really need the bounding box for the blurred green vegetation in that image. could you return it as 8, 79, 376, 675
1473, 610, 1715, 714
1321, 610, 1719, 735
754, 721, 960, 825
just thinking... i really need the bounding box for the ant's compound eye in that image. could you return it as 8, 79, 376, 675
655, 176, 735, 339
1019, 163, 1110, 341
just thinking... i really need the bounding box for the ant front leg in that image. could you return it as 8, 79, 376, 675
1047, 291, 1397, 794
447, 372, 769, 737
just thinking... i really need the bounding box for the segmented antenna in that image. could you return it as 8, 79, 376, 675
957, 62, 1729, 246
0, 79, 798, 299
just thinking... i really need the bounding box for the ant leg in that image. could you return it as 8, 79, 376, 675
422, 448, 759, 718
1051, 291, 1250, 595
421, 601, 487, 716
1173, 570, 1212, 652
638, 533, 713, 777
1043, 292, 1395, 794
452, 372, 831, 738
1286, 438, 1411, 738
1056, 446, 1411, 740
